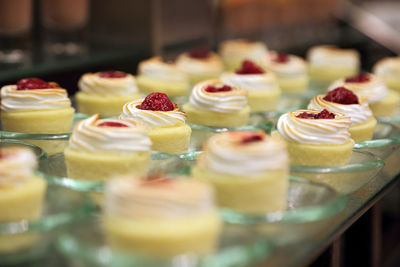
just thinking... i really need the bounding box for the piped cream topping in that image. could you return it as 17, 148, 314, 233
268, 51, 308, 78
1, 84, 71, 111
220, 71, 278, 92
120, 99, 186, 128
104, 176, 216, 219
307, 45, 360, 68
277, 110, 352, 144
0, 147, 37, 187
138, 57, 188, 83
198, 131, 288, 176
188, 79, 248, 113
78, 72, 138, 96
373, 57, 400, 79
69, 115, 151, 153
176, 52, 224, 76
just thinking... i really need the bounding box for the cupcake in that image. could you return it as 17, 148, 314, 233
192, 131, 289, 214
176, 48, 224, 85
328, 73, 400, 117
219, 39, 270, 71
136, 57, 190, 97
120, 93, 191, 154
182, 79, 250, 127
64, 115, 152, 182
76, 71, 140, 116
307, 45, 360, 88
221, 60, 281, 112
0, 147, 47, 253
268, 51, 309, 93
308, 87, 377, 142
102, 175, 221, 257
1, 78, 75, 154
373, 57, 400, 93
276, 109, 354, 166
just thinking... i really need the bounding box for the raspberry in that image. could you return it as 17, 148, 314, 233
99, 71, 127, 78
241, 134, 263, 144
138, 93, 175, 111
273, 52, 289, 63
205, 85, 232, 93
97, 121, 129, 127
236, 60, 265, 75
324, 87, 359, 105
16, 78, 54, 90
188, 47, 210, 59
345, 73, 370, 83
297, 109, 335, 119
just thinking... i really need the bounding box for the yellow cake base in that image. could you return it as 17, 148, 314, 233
272, 131, 354, 166
349, 117, 377, 142
149, 124, 191, 154
64, 147, 150, 182
187, 72, 222, 85
76, 92, 140, 116
370, 90, 400, 117
277, 75, 309, 93
182, 104, 250, 127
103, 212, 221, 257
192, 166, 288, 214
384, 77, 400, 93
136, 76, 189, 97
309, 65, 358, 90
248, 88, 280, 112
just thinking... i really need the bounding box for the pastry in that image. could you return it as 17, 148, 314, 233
64, 115, 152, 182
328, 73, 400, 117
268, 51, 309, 93
182, 79, 250, 127
221, 60, 280, 112
76, 71, 140, 116
219, 39, 270, 71
373, 57, 400, 93
1, 78, 75, 155
275, 109, 354, 166
192, 131, 289, 214
307, 45, 360, 88
176, 48, 224, 85
308, 87, 377, 142
120, 93, 191, 154
136, 57, 190, 97
102, 175, 221, 257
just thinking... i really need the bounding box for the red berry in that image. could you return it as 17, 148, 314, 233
16, 78, 54, 90
99, 71, 127, 78
345, 73, 370, 83
138, 92, 175, 111
324, 87, 359, 105
241, 134, 263, 144
188, 47, 210, 59
141, 175, 172, 186
236, 60, 265, 75
97, 121, 129, 127
204, 85, 232, 93
273, 52, 289, 63
297, 109, 335, 119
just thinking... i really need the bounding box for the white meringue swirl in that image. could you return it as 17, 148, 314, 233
0, 147, 37, 187
268, 52, 308, 78
307, 45, 360, 68
78, 72, 138, 96
219, 39, 270, 67
277, 110, 352, 144
220, 71, 278, 91
138, 57, 188, 83
105, 176, 215, 219
120, 99, 186, 128
69, 115, 151, 153
189, 79, 248, 113
1, 84, 71, 111
199, 131, 288, 176
176, 52, 224, 76
373, 57, 400, 78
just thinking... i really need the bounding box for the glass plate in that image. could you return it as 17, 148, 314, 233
0, 184, 96, 265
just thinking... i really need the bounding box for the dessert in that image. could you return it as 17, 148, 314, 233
176, 48, 224, 85
307, 45, 360, 88
308, 87, 377, 142
275, 109, 354, 166
64, 115, 152, 182
219, 39, 270, 71
328, 73, 400, 117
1, 78, 75, 155
268, 51, 309, 93
136, 57, 190, 97
221, 60, 280, 112
120, 93, 191, 154
182, 79, 250, 127
76, 71, 140, 116
373, 57, 400, 93
192, 131, 289, 214
0, 147, 47, 253
102, 175, 221, 257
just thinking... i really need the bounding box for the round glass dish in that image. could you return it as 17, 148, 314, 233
0, 184, 96, 265
57, 217, 273, 267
